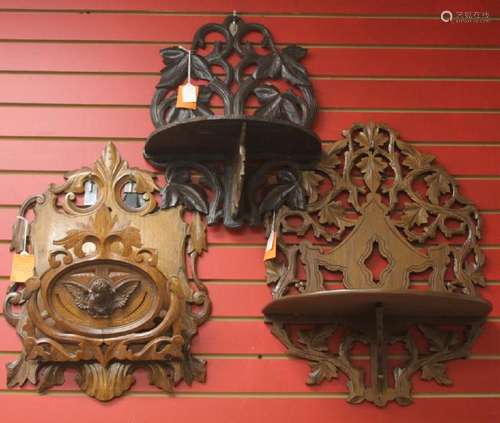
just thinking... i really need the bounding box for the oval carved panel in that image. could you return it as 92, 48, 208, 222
41, 261, 165, 337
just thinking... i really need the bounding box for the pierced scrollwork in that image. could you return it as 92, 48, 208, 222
264, 122, 490, 407
151, 14, 316, 129
271, 322, 366, 404
159, 158, 309, 227
267, 122, 484, 296
5, 143, 212, 401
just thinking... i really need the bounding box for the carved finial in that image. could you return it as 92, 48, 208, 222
101, 142, 121, 174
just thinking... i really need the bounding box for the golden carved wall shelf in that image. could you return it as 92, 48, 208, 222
263, 122, 491, 407
5, 143, 211, 401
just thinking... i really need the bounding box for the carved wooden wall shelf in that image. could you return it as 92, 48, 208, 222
262, 122, 491, 407
144, 14, 320, 227
4, 13, 492, 409
5, 143, 211, 401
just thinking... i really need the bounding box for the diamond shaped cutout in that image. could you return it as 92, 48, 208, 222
363, 240, 389, 284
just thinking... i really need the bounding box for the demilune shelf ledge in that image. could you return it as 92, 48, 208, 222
144, 115, 322, 164
263, 289, 492, 324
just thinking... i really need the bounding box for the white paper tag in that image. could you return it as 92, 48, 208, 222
182, 83, 197, 102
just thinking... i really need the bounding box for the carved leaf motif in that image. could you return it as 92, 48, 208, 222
354, 126, 388, 149
421, 363, 452, 385
419, 325, 459, 352
259, 170, 305, 215
281, 45, 310, 86
157, 48, 189, 88
425, 172, 451, 205
162, 168, 209, 214
302, 171, 324, 204
298, 326, 335, 352
282, 45, 307, 61
319, 148, 340, 169
188, 212, 208, 255
181, 355, 207, 385
466, 265, 486, 287
318, 201, 347, 227
265, 260, 286, 284
356, 153, 387, 192
307, 360, 338, 385
254, 54, 282, 80
38, 364, 66, 393
254, 85, 280, 103
147, 363, 174, 392
400, 203, 429, 228
77, 362, 135, 401
402, 152, 435, 171
393, 367, 413, 406
132, 171, 159, 199
254, 85, 282, 120
6, 354, 38, 387
94, 206, 117, 237
191, 54, 213, 80
281, 94, 302, 125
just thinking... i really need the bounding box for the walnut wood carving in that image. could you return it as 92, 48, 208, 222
5, 143, 211, 401
263, 122, 491, 407
144, 14, 321, 228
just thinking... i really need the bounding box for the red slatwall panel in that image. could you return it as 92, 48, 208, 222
0, 2, 499, 422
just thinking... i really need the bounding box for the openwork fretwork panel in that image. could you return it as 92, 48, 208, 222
264, 122, 490, 407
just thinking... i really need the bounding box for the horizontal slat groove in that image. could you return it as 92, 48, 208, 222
2, 40, 500, 50
1, 14, 498, 47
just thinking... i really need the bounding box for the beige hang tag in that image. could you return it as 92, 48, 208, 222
176, 83, 199, 110
264, 212, 277, 261
11, 251, 35, 283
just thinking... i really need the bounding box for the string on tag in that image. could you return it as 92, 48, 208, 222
17, 215, 29, 254
10, 215, 35, 282
180, 45, 192, 85
176, 45, 199, 109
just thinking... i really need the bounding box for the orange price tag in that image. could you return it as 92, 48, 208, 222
264, 212, 277, 261
176, 83, 199, 110
10, 252, 35, 282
